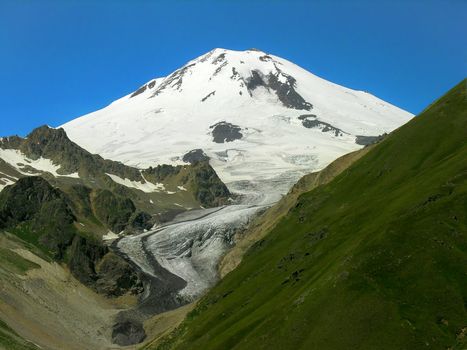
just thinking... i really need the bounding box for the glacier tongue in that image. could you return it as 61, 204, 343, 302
117, 204, 262, 303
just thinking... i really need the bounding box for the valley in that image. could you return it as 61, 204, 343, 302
1, 48, 462, 350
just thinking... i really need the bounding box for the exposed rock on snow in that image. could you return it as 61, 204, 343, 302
62, 48, 413, 202
210, 121, 243, 143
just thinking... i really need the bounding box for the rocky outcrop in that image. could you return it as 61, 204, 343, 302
299, 114, 346, 137
182, 149, 209, 164
0, 125, 142, 180
0, 177, 75, 259
355, 133, 387, 146
245, 66, 313, 111
96, 253, 144, 296
1, 126, 233, 214
143, 161, 231, 208
0, 177, 144, 297
91, 189, 136, 233
190, 161, 231, 207
209, 122, 243, 143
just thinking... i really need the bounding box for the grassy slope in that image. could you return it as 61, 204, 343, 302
0, 234, 40, 350
156, 81, 467, 350
0, 319, 39, 350
219, 146, 373, 278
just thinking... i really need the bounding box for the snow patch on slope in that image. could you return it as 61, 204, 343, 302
0, 148, 80, 181
105, 173, 165, 193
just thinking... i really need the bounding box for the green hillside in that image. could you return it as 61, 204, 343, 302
154, 81, 467, 350
0, 319, 39, 350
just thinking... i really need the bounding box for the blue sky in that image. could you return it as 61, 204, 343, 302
0, 0, 465, 136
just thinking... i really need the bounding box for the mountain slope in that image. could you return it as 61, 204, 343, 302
153, 81, 467, 350
0, 126, 230, 212
0, 126, 232, 347
0, 315, 39, 350
62, 48, 412, 203
219, 145, 374, 279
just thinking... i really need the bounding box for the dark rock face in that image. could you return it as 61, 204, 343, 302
245, 67, 313, 111
128, 211, 153, 233
0, 177, 66, 225
355, 134, 387, 146
68, 235, 108, 285
68, 237, 144, 297
201, 91, 216, 102
142, 164, 182, 183
210, 122, 243, 143
96, 253, 144, 297
212, 53, 226, 64
0, 177, 144, 297
182, 149, 210, 164
213, 61, 228, 76
0, 177, 75, 259
299, 115, 346, 137
246, 70, 266, 91
259, 54, 273, 62
130, 84, 147, 98
130, 80, 157, 98
151, 63, 196, 97
268, 67, 313, 111
111, 320, 146, 346
91, 189, 136, 233
231, 67, 240, 80
144, 161, 230, 208
190, 161, 231, 207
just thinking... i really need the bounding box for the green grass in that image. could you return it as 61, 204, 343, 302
0, 319, 39, 350
155, 80, 467, 350
8, 224, 52, 259
0, 247, 40, 275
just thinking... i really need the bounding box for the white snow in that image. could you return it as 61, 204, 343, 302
62, 48, 412, 202
0, 148, 81, 179
117, 204, 262, 300
0, 176, 15, 192
105, 173, 164, 193
102, 231, 120, 241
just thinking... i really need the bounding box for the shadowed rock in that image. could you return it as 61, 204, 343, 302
183, 149, 210, 164
111, 320, 146, 346
299, 115, 346, 137
210, 122, 243, 143
355, 134, 387, 146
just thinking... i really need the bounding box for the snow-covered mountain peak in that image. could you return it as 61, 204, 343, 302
62, 48, 413, 204
126, 47, 310, 110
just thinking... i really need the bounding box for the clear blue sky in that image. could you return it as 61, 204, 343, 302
0, 0, 465, 136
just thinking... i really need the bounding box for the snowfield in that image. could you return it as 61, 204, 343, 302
62, 48, 412, 202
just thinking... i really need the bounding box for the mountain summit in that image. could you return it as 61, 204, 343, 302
62, 48, 412, 203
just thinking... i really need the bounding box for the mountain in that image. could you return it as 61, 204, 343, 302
62, 48, 412, 203
0, 125, 231, 212
150, 81, 467, 350
0, 126, 232, 348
